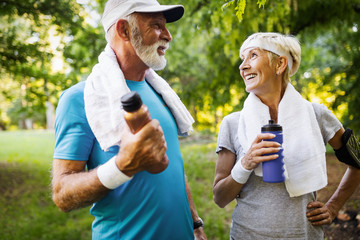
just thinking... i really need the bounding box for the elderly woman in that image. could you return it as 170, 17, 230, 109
213, 32, 360, 239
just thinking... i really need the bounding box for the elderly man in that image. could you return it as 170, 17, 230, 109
51, 0, 207, 239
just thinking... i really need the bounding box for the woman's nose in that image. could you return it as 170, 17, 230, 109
239, 60, 248, 71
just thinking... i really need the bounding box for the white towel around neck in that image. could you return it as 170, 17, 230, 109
237, 83, 327, 197
84, 44, 194, 151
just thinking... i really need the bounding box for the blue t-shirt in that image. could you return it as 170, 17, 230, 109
53, 80, 193, 240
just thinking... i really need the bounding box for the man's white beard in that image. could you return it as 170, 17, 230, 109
130, 26, 169, 71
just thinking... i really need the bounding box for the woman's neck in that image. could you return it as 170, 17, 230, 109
256, 84, 286, 123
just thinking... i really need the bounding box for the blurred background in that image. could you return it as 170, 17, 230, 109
1, 0, 360, 133
0, 0, 359, 239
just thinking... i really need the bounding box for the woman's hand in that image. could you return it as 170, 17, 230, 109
306, 201, 337, 226
241, 133, 281, 170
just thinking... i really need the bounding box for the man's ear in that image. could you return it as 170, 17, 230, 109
116, 19, 131, 41
276, 56, 288, 75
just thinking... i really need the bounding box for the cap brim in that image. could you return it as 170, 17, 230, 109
135, 5, 184, 23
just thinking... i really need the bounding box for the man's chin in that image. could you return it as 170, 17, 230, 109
151, 65, 166, 71
146, 60, 167, 71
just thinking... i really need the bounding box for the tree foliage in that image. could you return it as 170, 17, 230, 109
0, 0, 104, 128
160, 0, 360, 133
222, 0, 267, 22
1, 0, 360, 134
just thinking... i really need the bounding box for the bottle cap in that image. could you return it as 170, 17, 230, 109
121, 91, 143, 112
261, 120, 282, 131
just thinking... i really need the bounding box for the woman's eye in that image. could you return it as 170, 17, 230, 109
251, 53, 257, 58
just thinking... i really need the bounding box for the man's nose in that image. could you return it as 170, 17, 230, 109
161, 27, 172, 42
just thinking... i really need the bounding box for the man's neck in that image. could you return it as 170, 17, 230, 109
111, 43, 148, 82
122, 63, 147, 82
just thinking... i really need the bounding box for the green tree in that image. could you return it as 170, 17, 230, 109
161, 0, 360, 133
1, 0, 359, 134
0, 0, 104, 129
292, 1, 360, 132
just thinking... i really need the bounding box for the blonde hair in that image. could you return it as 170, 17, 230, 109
240, 32, 301, 84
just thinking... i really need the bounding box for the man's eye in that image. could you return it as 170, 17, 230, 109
251, 53, 257, 58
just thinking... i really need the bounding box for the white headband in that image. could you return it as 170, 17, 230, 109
240, 39, 293, 72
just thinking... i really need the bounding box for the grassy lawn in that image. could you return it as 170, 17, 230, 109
0, 130, 233, 239
1, 130, 358, 239
181, 134, 235, 239
0, 130, 92, 240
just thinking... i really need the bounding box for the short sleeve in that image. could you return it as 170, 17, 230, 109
53, 82, 95, 161
312, 103, 343, 144
216, 112, 241, 155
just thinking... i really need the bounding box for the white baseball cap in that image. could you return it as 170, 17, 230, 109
101, 0, 185, 32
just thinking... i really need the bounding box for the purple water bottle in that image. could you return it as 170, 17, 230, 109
261, 120, 285, 183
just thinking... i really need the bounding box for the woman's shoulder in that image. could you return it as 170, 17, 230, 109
311, 102, 342, 143
217, 111, 241, 154
311, 102, 339, 120
223, 111, 241, 123
311, 102, 327, 113
219, 111, 241, 137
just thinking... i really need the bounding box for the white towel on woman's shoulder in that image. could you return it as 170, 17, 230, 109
84, 44, 194, 151
238, 83, 327, 197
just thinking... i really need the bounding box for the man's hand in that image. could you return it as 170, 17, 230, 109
116, 119, 168, 176
306, 201, 337, 226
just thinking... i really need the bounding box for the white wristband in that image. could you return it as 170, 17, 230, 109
231, 158, 253, 184
97, 156, 133, 189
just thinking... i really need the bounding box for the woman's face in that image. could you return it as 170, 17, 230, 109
239, 47, 277, 95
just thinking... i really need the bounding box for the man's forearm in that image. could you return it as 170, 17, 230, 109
52, 160, 110, 212
184, 175, 200, 222
184, 175, 207, 239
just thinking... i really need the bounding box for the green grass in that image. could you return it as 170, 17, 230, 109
181, 135, 235, 239
0, 130, 92, 240
0, 130, 233, 239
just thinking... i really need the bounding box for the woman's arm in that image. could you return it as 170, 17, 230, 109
326, 128, 360, 218
306, 128, 360, 225
213, 148, 244, 208
213, 133, 280, 208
